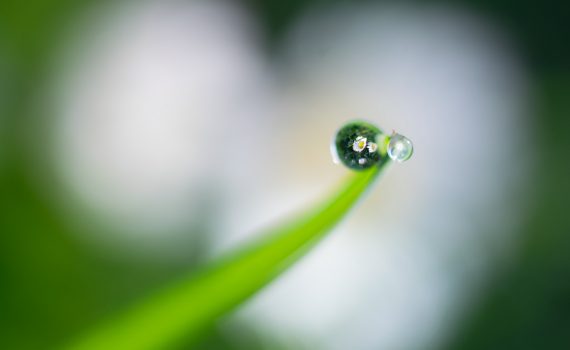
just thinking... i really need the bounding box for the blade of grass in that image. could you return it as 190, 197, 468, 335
68, 163, 388, 350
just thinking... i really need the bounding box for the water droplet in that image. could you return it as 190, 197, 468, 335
332, 121, 388, 170
387, 133, 414, 162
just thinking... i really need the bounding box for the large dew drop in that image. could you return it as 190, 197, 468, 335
331, 121, 388, 170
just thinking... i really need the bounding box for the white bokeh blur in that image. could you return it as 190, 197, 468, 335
50, 1, 532, 349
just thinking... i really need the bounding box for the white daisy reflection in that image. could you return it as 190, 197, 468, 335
353, 136, 368, 152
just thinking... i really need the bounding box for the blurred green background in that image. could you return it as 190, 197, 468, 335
0, 0, 568, 349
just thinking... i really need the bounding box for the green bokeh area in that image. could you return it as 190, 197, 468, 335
1, 0, 569, 349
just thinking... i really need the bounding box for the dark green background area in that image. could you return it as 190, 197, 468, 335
0, 0, 568, 349
247, 0, 568, 74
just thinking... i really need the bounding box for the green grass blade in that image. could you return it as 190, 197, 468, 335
68, 164, 387, 350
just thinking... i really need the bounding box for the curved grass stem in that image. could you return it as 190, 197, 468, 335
68, 163, 388, 350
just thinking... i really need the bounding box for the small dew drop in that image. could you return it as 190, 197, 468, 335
387, 133, 414, 162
